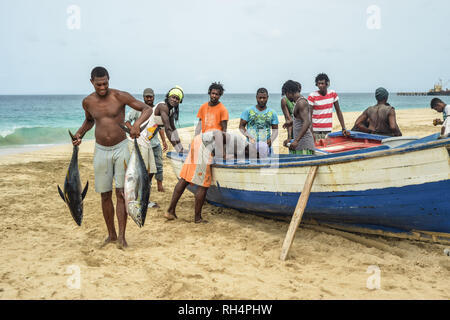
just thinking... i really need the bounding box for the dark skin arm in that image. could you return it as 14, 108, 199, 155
221, 120, 228, 133
73, 98, 95, 146
388, 109, 402, 136
159, 103, 184, 153
353, 111, 372, 133
195, 120, 202, 136
118, 91, 152, 138
287, 99, 311, 151
239, 119, 256, 143
159, 129, 168, 152
309, 105, 315, 137
268, 124, 278, 147
281, 98, 294, 139
334, 100, 350, 136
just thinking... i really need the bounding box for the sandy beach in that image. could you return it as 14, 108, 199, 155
0, 108, 449, 300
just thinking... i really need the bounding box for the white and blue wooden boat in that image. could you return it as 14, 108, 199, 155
168, 132, 450, 242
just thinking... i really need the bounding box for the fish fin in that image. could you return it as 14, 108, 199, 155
118, 123, 131, 134
81, 181, 89, 200
57, 185, 66, 203
68, 130, 75, 141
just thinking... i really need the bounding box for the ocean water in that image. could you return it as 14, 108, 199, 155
0, 93, 437, 152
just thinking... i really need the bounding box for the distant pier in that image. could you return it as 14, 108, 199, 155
397, 92, 427, 96
397, 91, 450, 96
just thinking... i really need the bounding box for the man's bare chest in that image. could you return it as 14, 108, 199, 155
87, 101, 124, 119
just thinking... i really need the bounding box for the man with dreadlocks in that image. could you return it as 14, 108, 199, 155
282, 80, 315, 155
152, 86, 185, 154
166, 82, 229, 223
280, 80, 301, 140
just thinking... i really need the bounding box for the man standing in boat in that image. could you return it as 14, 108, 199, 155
240, 87, 279, 158
308, 73, 349, 140
282, 81, 315, 155
166, 82, 229, 223
351, 87, 402, 137
72, 66, 152, 248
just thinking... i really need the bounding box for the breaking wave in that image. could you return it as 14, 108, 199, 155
0, 126, 94, 146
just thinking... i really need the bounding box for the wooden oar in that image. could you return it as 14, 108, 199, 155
280, 165, 318, 261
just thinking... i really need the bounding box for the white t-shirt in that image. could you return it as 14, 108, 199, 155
443, 104, 450, 121
443, 117, 450, 136
133, 103, 164, 148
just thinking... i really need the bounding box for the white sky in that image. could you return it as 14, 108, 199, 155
0, 0, 449, 94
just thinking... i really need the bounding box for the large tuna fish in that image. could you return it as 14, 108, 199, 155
57, 130, 89, 226
120, 124, 151, 227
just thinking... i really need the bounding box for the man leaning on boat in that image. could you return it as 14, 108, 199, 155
351, 87, 402, 137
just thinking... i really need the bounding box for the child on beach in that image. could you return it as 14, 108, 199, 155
430, 98, 450, 137
166, 82, 229, 223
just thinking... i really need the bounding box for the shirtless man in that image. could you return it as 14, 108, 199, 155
72, 66, 152, 248
352, 87, 402, 137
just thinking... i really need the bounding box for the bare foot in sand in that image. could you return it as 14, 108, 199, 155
157, 180, 165, 192
195, 217, 208, 224
100, 235, 117, 247
117, 238, 128, 249
164, 211, 178, 220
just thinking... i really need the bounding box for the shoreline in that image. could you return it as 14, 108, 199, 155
0, 108, 441, 162
0, 105, 441, 155
0, 142, 77, 157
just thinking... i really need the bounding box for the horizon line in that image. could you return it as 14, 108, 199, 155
0, 91, 402, 96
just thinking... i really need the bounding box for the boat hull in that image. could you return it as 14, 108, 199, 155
168, 134, 450, 234
203, 180, 450, 233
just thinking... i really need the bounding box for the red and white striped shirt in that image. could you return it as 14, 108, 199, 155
307, 89, 339, 132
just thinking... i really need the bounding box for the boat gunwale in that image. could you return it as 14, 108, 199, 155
167, 135, 450, 169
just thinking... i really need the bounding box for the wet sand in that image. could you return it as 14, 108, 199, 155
0, 108, 449, 299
